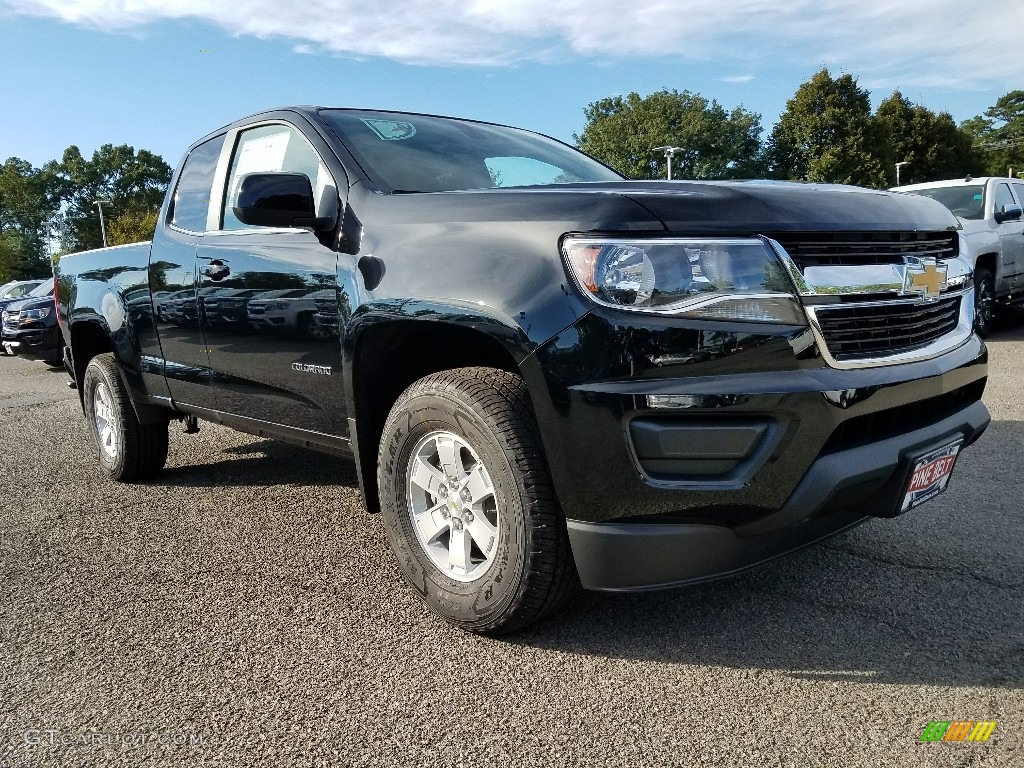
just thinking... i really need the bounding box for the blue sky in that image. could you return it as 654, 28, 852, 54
1, 1, 1022, 170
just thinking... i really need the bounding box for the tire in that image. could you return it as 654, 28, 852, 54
974, 266, 995, 338
82, 353, 169, 482
377, 367, 578, 635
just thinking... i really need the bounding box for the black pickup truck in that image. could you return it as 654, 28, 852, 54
56, 106, 990, 634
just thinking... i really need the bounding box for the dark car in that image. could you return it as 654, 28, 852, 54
55, 106, 989, 635
0, 279, 45, 314
2, 280, 61, 364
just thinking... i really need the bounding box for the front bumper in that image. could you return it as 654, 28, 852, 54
2, 323, 62, 361
568, 399, 988, 590
529, 312, 989, 591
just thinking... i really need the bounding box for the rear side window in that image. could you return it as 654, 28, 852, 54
170, 135, 225, 232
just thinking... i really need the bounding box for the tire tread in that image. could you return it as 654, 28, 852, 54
84, 353, 169, 482
381, 366, 578, 635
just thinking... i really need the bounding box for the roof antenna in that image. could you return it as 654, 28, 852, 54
965, 174, 973, 182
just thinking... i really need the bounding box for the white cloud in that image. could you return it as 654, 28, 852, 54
2, 0, 1021, 91
721, 75, 755, 84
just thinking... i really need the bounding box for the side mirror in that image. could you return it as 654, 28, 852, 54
994, 203, 1023, 224
233, 172, 332, 230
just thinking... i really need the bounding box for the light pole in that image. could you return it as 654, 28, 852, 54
895, 161, 910, 187
652, 146, 685, 181
93, 200, 112, 248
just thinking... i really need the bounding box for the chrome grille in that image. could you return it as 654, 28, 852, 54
813, 296, 961, 359
772, 231, 958, 271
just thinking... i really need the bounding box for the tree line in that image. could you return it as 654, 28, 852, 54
2, 65, 1023, 283
0, 146, 170, 283
576, 67, 1024, 187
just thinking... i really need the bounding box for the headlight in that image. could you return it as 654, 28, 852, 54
562, 237, 806, 324
264, 302, 288, 311
21, 307, 51, 321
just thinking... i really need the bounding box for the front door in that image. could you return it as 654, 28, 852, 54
993, 181, 1024, 290
196, 122, 346, 436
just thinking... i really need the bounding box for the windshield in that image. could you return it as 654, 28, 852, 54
319, 110, 622, 193
904, 185, 985, 220
0, 281, 42, 299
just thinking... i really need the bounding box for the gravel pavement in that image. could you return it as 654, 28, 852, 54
1, 326, 1021, 768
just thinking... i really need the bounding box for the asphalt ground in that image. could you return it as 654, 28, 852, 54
1, 324, 1022, 768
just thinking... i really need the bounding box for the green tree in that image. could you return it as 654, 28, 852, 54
0, 231, 25, 284
873, 91, 980, 185
46, 144, 171, 253
766, 68, 886, 187
106, 209, 159, 246
962, 90, 1024, 176
0, 158, 59, 279
574, 89, 763, 180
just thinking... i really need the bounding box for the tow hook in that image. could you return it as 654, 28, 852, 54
183, 415, 200, 434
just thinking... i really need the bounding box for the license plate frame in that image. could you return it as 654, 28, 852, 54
900, 438, 963, 512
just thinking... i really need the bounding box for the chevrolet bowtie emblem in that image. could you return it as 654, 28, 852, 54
901, 258, 947, 300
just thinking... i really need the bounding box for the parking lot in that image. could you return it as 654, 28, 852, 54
1, 326, 1022, 768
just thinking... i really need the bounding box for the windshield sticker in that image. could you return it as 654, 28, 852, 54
361, 119, 417, 141
974, 194, 983, 200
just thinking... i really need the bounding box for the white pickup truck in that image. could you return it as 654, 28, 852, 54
894, 176, 1024, 336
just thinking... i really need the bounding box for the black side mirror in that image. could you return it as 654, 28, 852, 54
994, 203, 1023, 224
233, 172, 332, 229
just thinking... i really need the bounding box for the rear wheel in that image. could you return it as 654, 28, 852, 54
974, 266, 995, 338
82, 353, 169, 482
377, 367, 577, 635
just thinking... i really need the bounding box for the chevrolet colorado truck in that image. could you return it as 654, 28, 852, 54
894, 176, 1024, 336
56, 107, 990, 634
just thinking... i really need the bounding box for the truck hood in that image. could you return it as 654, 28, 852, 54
956, 218, 991, 235
385, 180, 962, 235
4, 296, 53, 312
604, 180, 961, 234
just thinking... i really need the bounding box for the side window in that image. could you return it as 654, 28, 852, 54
993, 182, 1016, 216
1013, 183, 1024, 209
222, 124, 331, 230
169, 135, 225, 233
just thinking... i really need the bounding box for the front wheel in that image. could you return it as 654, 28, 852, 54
974, 266, 995, 338
82, 353, 169, 482
377, 367, 577, 635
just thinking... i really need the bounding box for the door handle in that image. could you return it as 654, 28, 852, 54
201, 260, 230, 280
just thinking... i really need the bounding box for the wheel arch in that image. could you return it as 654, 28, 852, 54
974, 252, 998, 280
348, 311, 529, 514
69, 318, 167, 425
